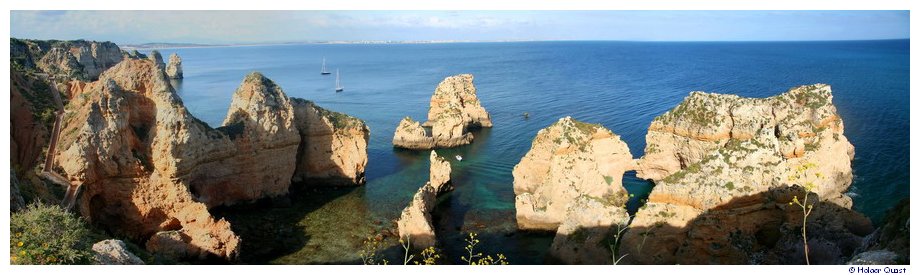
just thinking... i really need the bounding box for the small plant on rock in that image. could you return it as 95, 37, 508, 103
787, 162, 821, 265
460, 232, 508, 265
359, 236, 388, 265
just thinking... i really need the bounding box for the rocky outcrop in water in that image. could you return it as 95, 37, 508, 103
621, 85, 872, 264
51, 56, 369, 261
166, 53, 183, 79
92, 239, 145, 265
392, 117, 438, 150
393, 74, 491, 149
11, 38, 123, 81
291, 99, 370, 185
513, 117, 633, 231
424, 74, 492, 128
397, 151, 453, 250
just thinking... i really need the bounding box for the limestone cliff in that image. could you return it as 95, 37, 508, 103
622, 85, 871, 264
397, 151, 453, 250
291, 99, 370, 185
52, 57, 369, 261
166, 53, 183, 79
513, 117, 633, 231
393, 74, 490, 149
11, 38, 123, 81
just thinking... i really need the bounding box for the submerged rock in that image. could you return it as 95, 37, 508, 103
393, 74, 491, 149
92, 239, 145, 265
621, 85, 871, 264
166, 53, 183, 79
513, 117, 633, 231
397, 151, 453, 249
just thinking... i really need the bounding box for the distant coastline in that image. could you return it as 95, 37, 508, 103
120, 39, 538, 50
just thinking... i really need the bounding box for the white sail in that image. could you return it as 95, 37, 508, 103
335, 69, 344, 91
321, 58, 330, 74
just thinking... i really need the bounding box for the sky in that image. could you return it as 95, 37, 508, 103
10, 10, 910, 44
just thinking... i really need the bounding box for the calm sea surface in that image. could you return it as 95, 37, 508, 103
147, 40, 908, 264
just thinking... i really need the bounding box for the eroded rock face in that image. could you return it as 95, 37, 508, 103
53, 58, 369, 261
186, 72, 301, 207
635, 84, 854, 207
166, 53, 183, 79
622, 85, 870, 264
12, 38, 124, 81
56, 58, 242, 261
397, 151, 453, 250
513, 117, 633, 231
92, 239, 145, 265
392, 74, 490, 149
291, 99, 370, 185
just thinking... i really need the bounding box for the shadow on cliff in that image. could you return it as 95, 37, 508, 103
547, 185, 875, 265
210, 183, 357, 264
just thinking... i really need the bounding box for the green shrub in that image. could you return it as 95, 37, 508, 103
10, 202, 93, 264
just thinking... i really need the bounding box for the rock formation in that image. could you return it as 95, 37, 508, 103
10, 170, 25, 212
393, 74, 491, 149
548, 196, 630, 264
51, 57, 369, 261
92, 239, 145, 265
166, 53, 183, 79
851, 198, 910, 264
513, 117, 633, 231
424, 74, 492, 128
392, 117, 438, 150
11, 38, 123, 81
397, 151, 453, 250
291, 99, 370, 185
621, 85, 872, 264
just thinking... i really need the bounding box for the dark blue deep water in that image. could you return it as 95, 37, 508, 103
148, 40, 908, 263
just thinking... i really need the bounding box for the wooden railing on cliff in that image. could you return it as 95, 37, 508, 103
36, 74, 83, 211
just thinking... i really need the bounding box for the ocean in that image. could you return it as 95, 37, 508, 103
147, 40, 909, 264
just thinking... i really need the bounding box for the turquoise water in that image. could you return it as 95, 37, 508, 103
150, 40, 908, 263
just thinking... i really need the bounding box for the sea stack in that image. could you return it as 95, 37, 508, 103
621, 84, 873, 264
512, 117, 634, 264
397, 151, 453, 249
392, 74, 492, 149
166, 53, 183, 79
513, 116, 634, 231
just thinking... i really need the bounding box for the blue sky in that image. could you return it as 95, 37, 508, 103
10, 10, 909, 44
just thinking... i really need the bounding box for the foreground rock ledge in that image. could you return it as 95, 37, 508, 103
397, 151, 453, 249
393, 74, 492, 149
53, 58, 368, 261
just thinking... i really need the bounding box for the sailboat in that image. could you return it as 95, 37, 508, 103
320, 58, 331, 75
335, 69, 344, 92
